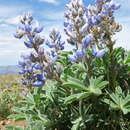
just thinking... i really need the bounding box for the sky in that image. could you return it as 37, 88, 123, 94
0, 0, 130, 66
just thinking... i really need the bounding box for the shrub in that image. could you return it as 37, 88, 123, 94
8, 0, 130, 129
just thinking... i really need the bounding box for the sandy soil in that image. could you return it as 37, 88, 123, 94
0, 119, 25, 130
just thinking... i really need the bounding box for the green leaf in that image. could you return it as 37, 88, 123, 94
5, 126, 14, 130
63, 77, 86, 91
71, 117, 82, 130
64, 92, 90, 104
94, 76, 103, 86
64, 94, 78, 104
104, 87, 130, 114
63, 82, 86, 91
37, 110, 51, 127
86, 77, 108, 96
8, 114, 26, 122
96, 81, 109, 89
109, 93, 119, 105
122, 95, 130, 106
72, 63, 86, 72
24, 92, 35, 105
122, 108, 129, 115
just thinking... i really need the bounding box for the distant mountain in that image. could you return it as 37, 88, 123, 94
0, 65, 20, 75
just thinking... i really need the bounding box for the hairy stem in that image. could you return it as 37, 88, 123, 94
109, 43, 116, 88
53, 74, 71, 94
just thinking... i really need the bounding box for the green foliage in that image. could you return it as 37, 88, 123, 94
64, 76, 108, 104
104, 86, 130, 114
6, 48, 130, 129
0, 75, 23, 120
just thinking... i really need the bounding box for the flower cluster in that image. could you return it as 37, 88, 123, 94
14, 13, 64, 87
46, 28, 65, 51
64, 0, 121, 62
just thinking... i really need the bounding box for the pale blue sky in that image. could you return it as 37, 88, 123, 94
0, 0, 130, 65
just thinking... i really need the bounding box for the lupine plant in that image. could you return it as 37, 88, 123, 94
7, 0, 130, 130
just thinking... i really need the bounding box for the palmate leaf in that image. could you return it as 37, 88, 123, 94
87, 77, 108, 96
64, 92, 90, 104
64, 76, 108, 104
122, 95, 130, 106
104, 86, 130, 115
103, 99, 120, 111
63, 77, 86, 91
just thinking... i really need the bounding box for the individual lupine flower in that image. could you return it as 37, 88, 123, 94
33, 34, 45, 46
44, 50, 57, 65
24, 24, 32, 33
33, 74, 45, 87
55, 62, 62, 77
80, 23, 89, 33
92, 44, 105, 58
14, 26, 25, 39
45, 40, 54, 48
22, 79, 27, 85
91, 15, 98, 25
33, 80, 45, 87
95, 0, 104, 3
24, 41, 33, 48
105, 0, 121, 11
34, 63, 42, 70
33, 21, 43, 33
68, 49, 84, 62
82, 34, 93, 49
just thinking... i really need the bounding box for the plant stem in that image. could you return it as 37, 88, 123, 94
109, 43, 116, 88
53, 74, 71, 94
85, 56, 92, 78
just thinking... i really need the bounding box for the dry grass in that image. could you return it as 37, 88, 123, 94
0, 74, 21, 87
0, 74, 27, 129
